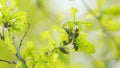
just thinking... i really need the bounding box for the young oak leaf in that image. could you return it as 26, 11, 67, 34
75, 33, 95, 54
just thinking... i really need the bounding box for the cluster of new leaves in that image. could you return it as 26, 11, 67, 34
58, 8, 95, 54
0, 0, 27, 32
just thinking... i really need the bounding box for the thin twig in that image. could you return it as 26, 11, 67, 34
0, 33, 2, 39
18, 23, 30, 50
81, 0, 120, 49
0, 59, 16, 64
0, 26, 5, 40
15, 54, 28, 68
2, 26, 5, 40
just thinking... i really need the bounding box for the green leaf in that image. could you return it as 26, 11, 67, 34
76, 20, 93, 30
10, 11, 27, 31
0, 7, 12, 23
0, 1, 27, 31
10, 12, 26, 20
75, 33, 95, 54
5, 36, 17, 54
22, 41, 35, 58
63, 20, 76, 30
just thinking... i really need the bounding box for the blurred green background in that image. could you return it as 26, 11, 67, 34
0, 0, 120, 68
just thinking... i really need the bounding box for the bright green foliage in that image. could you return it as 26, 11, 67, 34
75, 33, 95, 54
57, 8, 95, 54
0, 0, 119, 68
10, 11, 27, 31
0, 0, 27, 32
18, 9, 95, 67
5, 35, 17, 54
60, 20, 95, 54
63, 20, 76, 30
0, 0, 96, 68
20, 41, 70, 68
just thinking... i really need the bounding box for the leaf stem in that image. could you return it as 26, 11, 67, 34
0, 59, 16, 64
18, 23, 30, 50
